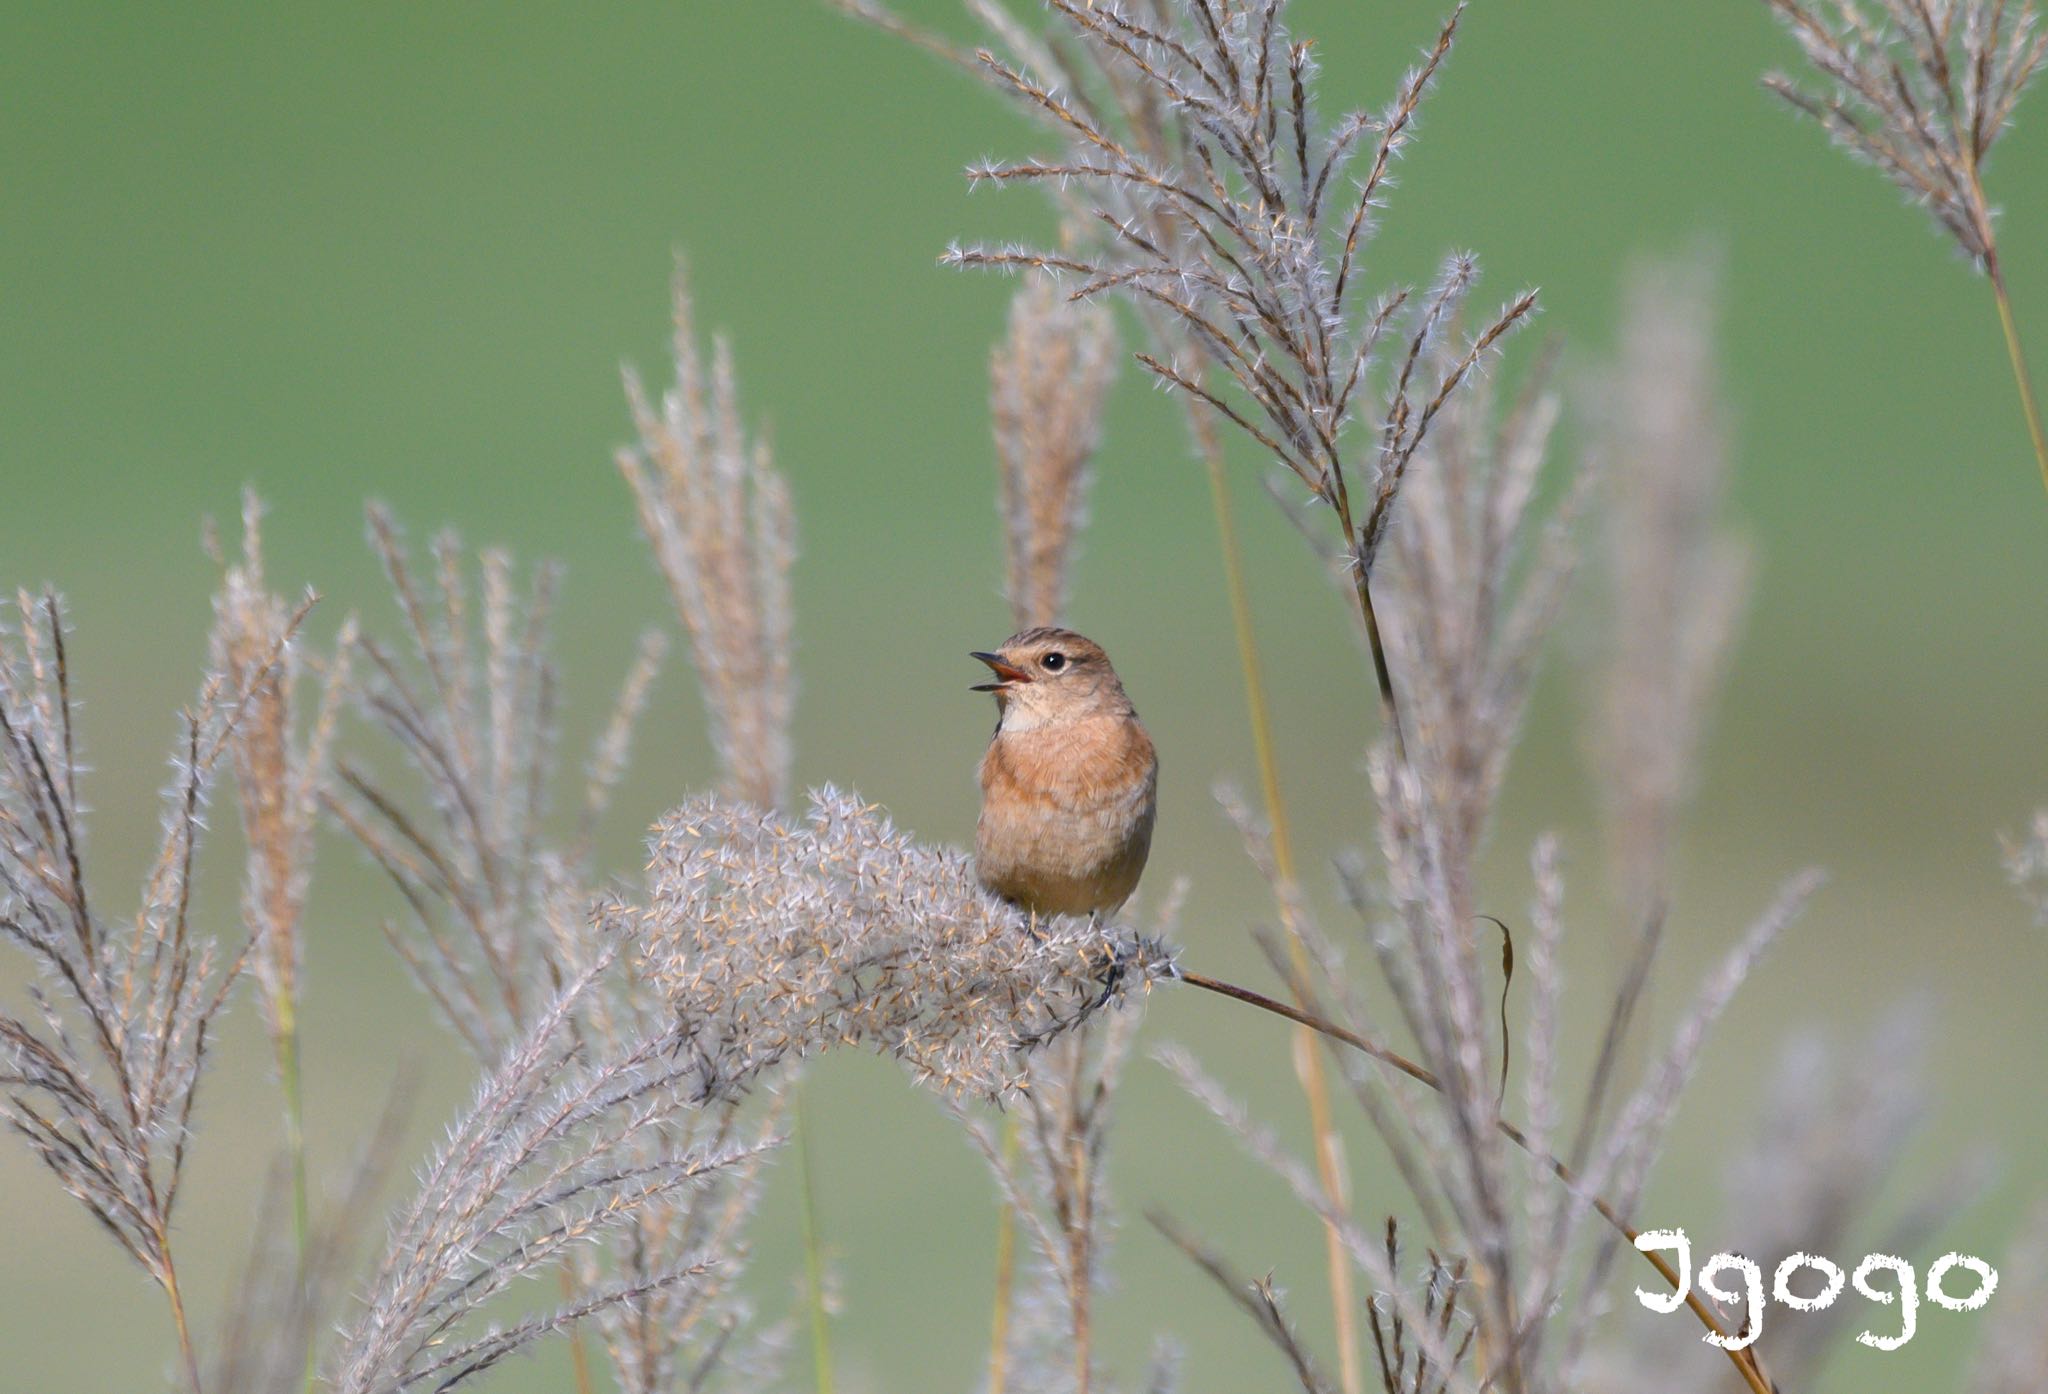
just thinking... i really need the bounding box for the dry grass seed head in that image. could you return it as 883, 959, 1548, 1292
207, 489, 357, 1045
0, 585, 297, 1296
620, 258, 796, 812
636, 787, 1174, 1103
845, 0, 1534, 617
993, 268, 1119, 630
1582, 254, 1750, 927
1763, 0, 2047, 268
334, 945, 774, 1394
336, 505, 668, 1060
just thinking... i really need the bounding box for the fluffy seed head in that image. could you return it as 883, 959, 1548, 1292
634, 786, 1173, 1101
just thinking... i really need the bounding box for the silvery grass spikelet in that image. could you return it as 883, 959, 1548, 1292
333, 945, 773, 1394
338, 503, 775, 1394
1762, 0, 2046, 270
619, 258, 795, 814
0, 583, 312, 1390
990, 271, 1116, 634
1762, 0, 2048, 496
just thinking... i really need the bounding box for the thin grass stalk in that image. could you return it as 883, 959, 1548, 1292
1989, 263, 2048, 496
1187, 406, 1364, 1394
1066, 1044, 1094, 1394
797, 1089, 834, 1394
276, 1022, 316, 1394
1172, 968, 1777, 1394
562, 1270, 597, 1394
1316, 465, 1408, 763
161, 1245, 203, 1394
1963, 104, 2048, 500
987, 1117, 1021, 1394
1963, 141, 2048, 498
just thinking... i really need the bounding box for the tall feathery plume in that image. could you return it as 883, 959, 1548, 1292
1762, 0, 2045, 270
332, 945, 774, 1394
1323, 767, 1818, 1394
992, 267, 1117, 632
619, 258, 796, 813
334, 506, 580, 1057
0, 586, 300, 1391
1574, 255, 1752, 1189
336, 507, 782, 1394
1584, 256, 1749, 936
1325, 348, 1583, 1390
931, 0, 1537, 746
208, 493, 353, 1065
206, 490, 355, 1363
1761, 0, 2048, 491
1168, 330, 1579, 1388
1380, 338, 1583, 924
618, 258, 820, 1391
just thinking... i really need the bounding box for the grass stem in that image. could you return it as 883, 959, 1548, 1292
271, 1010, 321, 1394
987, 1116, 1020, 1394
160, 1244, 203, 1394
1067, 1108, 1093, 1394
1351, 571, 1406, 764
1989, 262, 2048, 501
797, 1081, 835, 1394
1190, 408, 1364, 1394
562, 1267, 597, 1394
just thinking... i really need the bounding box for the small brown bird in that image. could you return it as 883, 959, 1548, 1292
971, 626, 1158, 919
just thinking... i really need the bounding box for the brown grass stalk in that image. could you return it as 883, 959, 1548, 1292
1989, 260, 2048, 496
161, 1246, 203, 1394
987, 1117, 1021, 1394
1190, 406, 1364, 1394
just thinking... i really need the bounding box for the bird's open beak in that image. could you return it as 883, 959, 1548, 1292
970, 651, 1032, 692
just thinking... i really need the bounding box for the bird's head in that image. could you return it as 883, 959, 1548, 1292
970, 626, 1127, 729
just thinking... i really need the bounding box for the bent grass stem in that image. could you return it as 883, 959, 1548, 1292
1175, 969, 1777, 1394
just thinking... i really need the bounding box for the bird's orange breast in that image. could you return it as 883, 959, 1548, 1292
975, 714, 1157, 917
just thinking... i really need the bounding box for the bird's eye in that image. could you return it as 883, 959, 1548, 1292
1041, 652, 1066, 672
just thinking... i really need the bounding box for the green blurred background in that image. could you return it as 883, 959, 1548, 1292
4, 2, 2046, 1389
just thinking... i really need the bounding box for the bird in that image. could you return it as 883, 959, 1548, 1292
970, 626, 1157, 921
